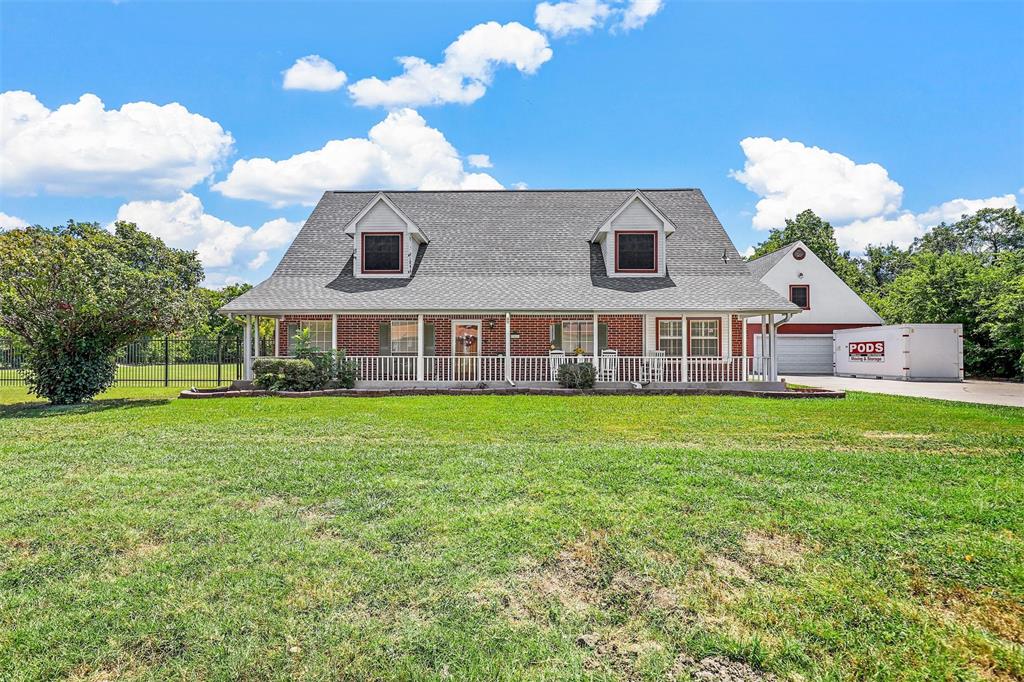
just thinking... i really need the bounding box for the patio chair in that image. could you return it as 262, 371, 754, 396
643, 350, 666, 383
599, 349, 619, 382
548, 350, 565, 381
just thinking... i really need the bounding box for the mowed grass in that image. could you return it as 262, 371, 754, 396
0, 387, 1022, 681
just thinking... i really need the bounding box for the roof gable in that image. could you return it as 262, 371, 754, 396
342, 192, 429, 243
590, 190, 677, 242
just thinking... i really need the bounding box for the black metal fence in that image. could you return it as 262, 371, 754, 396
0, 336, 243, 386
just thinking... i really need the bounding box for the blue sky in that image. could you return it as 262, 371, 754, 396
2, 0, 1022, 286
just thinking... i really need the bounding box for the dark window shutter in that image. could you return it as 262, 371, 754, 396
598, 323, 608, 352
550, 323, 562, 350
378, 322, 391, 356
423, 323, 436, 357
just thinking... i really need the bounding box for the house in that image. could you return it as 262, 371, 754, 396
745, 240, 884, 375
221, 189, 801, 387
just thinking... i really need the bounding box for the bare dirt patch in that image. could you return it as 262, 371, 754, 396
670, 653, 780, 681
709, 555, 754, 583
928, 586, 1024, 645
741, 531, 808, 568
863, 431, 931, 440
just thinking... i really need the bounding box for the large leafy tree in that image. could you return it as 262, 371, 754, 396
747, 209, 865, 289
0, 221, 204, 403
914, 207, 1023, 257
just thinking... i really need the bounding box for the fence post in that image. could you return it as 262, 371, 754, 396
164, 337, 170, 386
217, 336, 222, 386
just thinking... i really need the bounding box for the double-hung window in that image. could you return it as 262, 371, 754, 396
688, 319, 720, 357
657, 319, 685, 356
558, 321, 594, 354
389, 320, 418, 355
286, 320, 332, 355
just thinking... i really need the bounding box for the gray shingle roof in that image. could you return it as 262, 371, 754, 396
746, 242, 798, 279
222, 189, 800, 314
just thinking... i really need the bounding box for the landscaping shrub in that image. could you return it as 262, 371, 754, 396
252, 358, 319, 391
556, 362, 597, 389
25, 341, 118, 405
336, 351, 360, 389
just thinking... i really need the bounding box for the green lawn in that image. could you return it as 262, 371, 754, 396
0, 387, 1021, 681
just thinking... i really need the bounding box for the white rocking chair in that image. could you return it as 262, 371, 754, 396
599, 349, 619, 382
548, 350, 566, 381
643, 350, 666, 383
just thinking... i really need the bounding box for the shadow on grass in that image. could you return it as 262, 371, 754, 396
0, 397, 171, 419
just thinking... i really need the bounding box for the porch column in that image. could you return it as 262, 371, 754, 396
769, 313, 778, 381
592, 312, 598, 365
243, 315, 253, 380
253, 316, 260, 359
680, 313, 688, 382
504, 313, 511, 383
416, 314, 425, 382
274, 316, 280, 357
331, 314, 338, 352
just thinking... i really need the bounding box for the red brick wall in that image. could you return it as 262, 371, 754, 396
731, 315, 743, 356
270, 313, 648, 357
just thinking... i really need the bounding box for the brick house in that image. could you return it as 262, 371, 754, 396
221, 189, 800, 387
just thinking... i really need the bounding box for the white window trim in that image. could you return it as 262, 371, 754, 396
451, 319, 482, 357
688, 318, 721, 358
389, 319, 418, 356
561, 320, 595, 355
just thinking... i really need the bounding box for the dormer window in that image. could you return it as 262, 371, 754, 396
615, 231, 658, 273
361, 232, 403, 274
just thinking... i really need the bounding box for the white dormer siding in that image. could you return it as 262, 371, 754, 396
345, 194, 428, 279
596, 196, 670, 278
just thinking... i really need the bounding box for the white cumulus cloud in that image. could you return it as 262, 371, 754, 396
732, 136, 1017, 253
915, 194, 1018, 227
467, 154, 493, 168
535, 0, 613, 37
617, 0, 663, 31
282, 55, 348, 91
835, 194, 1018, 252
348, 22, 552, 107
730, 137, 904, 230
248, 251, 270, 270
0, 211, 29, 230
535, 0, 661, 37
115, 193, 300, 270
212, 108, 502, 207
1, 91, 233, 198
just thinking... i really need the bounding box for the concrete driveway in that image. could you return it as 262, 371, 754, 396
784, 375, 1024, 408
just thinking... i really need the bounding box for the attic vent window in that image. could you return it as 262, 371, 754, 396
614, 231, 657, 273
362, 232, 403, 274
793, 247, 806, 260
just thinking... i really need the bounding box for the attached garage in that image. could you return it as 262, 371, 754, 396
755, 334, 833, 375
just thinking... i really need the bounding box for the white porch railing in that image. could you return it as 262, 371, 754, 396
346, 355, 772, 383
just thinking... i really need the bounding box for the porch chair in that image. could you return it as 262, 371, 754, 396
548, 350, 566, 381
599, 349, 619, 382
643, 350, 666, 384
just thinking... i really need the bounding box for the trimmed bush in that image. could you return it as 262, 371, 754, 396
253, 358, 319, 391
336, 351, 359, 389
556, 362, 597, 389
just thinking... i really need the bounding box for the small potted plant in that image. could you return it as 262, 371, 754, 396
573, 346, 585, 356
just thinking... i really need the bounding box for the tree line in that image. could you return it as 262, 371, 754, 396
748, 207, 1024, 379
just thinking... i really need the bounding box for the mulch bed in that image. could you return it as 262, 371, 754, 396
180, 385, 845, 400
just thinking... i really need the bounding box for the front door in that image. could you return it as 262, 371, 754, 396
453, 321, 481, 380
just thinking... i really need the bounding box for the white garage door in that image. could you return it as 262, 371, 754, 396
755, 334, 834, 375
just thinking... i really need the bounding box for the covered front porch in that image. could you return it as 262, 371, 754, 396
237, 311, 789, 388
